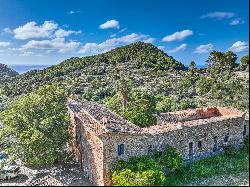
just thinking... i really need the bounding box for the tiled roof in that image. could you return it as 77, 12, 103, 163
157, 107, 242, 124
68, 98, 244, 135
68, 99, 141, 134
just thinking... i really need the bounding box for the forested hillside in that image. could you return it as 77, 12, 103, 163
0, 42, 248, 117
0, 42, 184, 104
0, 63, 18, 81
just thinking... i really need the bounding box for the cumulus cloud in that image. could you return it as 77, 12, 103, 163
194, 44, 214, 54
13, 21, 58, 40
54, 29, 81, 38
162, 30, 193, 42
12, 20, 81, 40
229, 18, 245, 25
99, 20, 120, 29
167, 44, 187, 53
229, 41, 249, 52
0, 42, 11, 47
200, 12, 235, 20
22, 38, 81, 53
79, 33, 154, 54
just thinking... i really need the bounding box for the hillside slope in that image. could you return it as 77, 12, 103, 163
0, 42, 184, 99
0, 63, 18, 80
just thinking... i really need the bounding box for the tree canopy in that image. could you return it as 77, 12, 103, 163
0, 84, 69, 166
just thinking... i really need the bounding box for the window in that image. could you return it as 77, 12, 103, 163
189, 142, 194, 157
118, 144, 125, 156
213, 136, 218, 152
224, 133, 229, 143
243, 125, 247, 136
198, 141, 202, 149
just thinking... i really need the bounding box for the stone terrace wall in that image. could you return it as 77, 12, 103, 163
101, 115, 247, 185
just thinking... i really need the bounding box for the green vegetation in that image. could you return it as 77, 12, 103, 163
112, 156, 165, 186
0, 42, 248, 169
105, 88, 157, 127
0, 84, 69, 167
112, 139, 249, 186
240, 55, 249, 71
152, 145, 184, 173
112, 145, 183, 186
165, 138, 249, 186
0, 63, 18, 82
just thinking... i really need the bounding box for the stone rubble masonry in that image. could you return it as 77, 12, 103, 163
67, 98, 249, 186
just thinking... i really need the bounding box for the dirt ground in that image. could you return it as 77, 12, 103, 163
0, 164, 248, 186
0, 162, 92, 186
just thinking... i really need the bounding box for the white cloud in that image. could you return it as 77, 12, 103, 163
0, 42, 11, 47
167, 44, 187, 53
99, 20, 120, 29
3, 28, 12, 34
12, 21, 82, 40
19, 51, 44, 57
19, 51, 34, 57
67, 10, 83, 15
22, 38, 81, 53
158, 46, 165, 50
229, 41, 249, 52
13, 21, 58, 40
194, 44, 214, 54
54, 29, 81, 38
79, 33, 154, 54
200, 12, 235, 20
229, 18, 245, 25
162, 30, 193, 42
68, 10, 75, 15
110, 28, 127, 38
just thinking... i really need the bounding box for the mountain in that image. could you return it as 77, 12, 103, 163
0, 63, 18, 80
0, 42, 185, 100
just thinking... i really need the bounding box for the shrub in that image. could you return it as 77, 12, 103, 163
112, 156, 165, 186
153, 145, 184, 173
243, 136, 249, 150
223, 144, 238, 156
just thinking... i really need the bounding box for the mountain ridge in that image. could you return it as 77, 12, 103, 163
0, 42, 185, 99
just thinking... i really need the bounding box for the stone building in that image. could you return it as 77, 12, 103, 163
67, 98, 249, 186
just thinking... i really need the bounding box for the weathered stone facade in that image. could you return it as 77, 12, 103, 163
67, 98, 249, 186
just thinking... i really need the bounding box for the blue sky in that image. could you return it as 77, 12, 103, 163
0, 0, 249, 66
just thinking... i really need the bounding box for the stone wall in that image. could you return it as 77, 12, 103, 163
68, 109, 105, 186
68, 100, 248, 186
101, 115, 247, 184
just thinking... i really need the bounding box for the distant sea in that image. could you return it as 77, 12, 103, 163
9, 65, 50, 74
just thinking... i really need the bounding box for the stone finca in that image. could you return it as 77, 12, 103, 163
67, 98, 249, 186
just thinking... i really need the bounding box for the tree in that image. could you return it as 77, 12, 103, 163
206, 51, 238, 74
188, 61, 197, 76
116, 78, 132, 114
105, 89, 157, 127
240, 55, 249, 71
125, 89, 157, 127
0, 84, 69, 166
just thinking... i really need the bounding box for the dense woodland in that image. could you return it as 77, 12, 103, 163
0, 42, 249, 167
